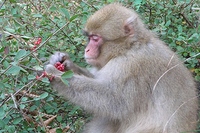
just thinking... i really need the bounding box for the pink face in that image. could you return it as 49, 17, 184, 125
84, 34, 103, 65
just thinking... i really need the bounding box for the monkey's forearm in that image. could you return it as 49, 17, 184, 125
46, 63, 129, 118
51, 75, 127, 119
71, 64, 94, 78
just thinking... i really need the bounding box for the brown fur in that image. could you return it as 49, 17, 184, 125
46, 3, 198, 133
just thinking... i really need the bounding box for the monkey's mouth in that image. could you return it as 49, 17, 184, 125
85, 58, 95, 62
85, 58, 97, 65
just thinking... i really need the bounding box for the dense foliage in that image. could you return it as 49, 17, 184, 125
0, 0, 199, 132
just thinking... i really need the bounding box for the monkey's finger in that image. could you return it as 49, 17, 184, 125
62, 60, 73, 69
49, 52, 69, 64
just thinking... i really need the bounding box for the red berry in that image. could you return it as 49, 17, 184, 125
54, 62, 64, 71
49, 76, 55, 81
42, 71, 47, 77
36, 75, 40, 80
31, 45, 37, 51
34, 41, 41, 45
38, 38, 42, 41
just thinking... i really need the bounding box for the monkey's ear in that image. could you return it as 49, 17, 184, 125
124, 16, 137, 36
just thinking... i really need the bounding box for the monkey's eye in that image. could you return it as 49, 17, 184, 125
92, 35, 99, 41
89, 35, 100, 42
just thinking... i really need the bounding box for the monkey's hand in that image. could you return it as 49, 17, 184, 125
49, 52, 94, 78
45, 64, 67, 90
49, 52, 75, 71
45, 64, 64, 77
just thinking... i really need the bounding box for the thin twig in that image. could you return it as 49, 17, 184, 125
183, 0, 194, 8
19, 21, 70, 62
180, 12, 195, 28
153, 52, 200, 92
11, 93, 18, 109
0, 54, 8, 64
29, 0, 75, 45
1, 22, 70, 76
167, 53, 175, 68
162, 94, 199, 133
82, 0, 98, 10
192, 7, 200, 11
0, 0, 6, 9
0, 80, 36, 107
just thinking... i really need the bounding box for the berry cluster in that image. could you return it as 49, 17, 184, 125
54, 62, 65, 71
34, 37, 42, 45
31, 37, 42, 51
36, 62, 64, 81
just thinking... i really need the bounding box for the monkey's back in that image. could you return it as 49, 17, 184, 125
123, 40, 198, 133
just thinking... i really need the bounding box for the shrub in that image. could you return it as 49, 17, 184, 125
0, 0, 199, 132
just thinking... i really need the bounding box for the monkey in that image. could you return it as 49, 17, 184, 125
45, 3, 198, 133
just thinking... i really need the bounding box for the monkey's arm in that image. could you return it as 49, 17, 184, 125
64, 61, 94, 78
45, 64, 129, 119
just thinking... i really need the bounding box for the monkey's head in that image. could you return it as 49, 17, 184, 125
83, 3, 149, 68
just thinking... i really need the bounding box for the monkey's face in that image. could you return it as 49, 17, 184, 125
83, 4, 137, 68
83, 32, 103, 66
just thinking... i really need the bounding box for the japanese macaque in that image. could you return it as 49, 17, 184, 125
45, 3, 198, 133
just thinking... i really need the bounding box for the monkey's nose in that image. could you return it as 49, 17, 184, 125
85, 49, 90, 53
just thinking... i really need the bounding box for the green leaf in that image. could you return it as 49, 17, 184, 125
59, 8, 70, 19
3, 60, 9, 68
70, 14, 79, 22
41, 77, 50, 84
177, 25, 182, 32
61, 78, 69, 86
5, 27, 15, 33
19, 104, 25, 109
21, 35, 31, 39
176, 46, 184, 52
61, 70, 73, 86
56, 116, 62, 122
5, 65, 21, 75
46, 96, 54, 102
15, 49, 27, 60
39, 92, 48, 99
0, 82, 5, 89
21, 97, 28, 102
61, 70, 73, 79
69, 106, 80, 115
0, 120, 5, 128
9, 0, 16, 3
10, 60, 18, 66
188, 33, 199, 41
13, 117, 22, 124
19, 66, 28, 73
165, 20, 171, 27
11, 8, 17, 15
32, 14, 43, 18
56, 128, 62, 133
107, 0, 115, 2
33, 65, 43, 71
50, 6, 57, 12
0, 107, 5, 118
34, 92, 48, 101
134, 0, 142, 5
30, 105, 37, 111
176, 36, 185, 41
28, 75, 36, 80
